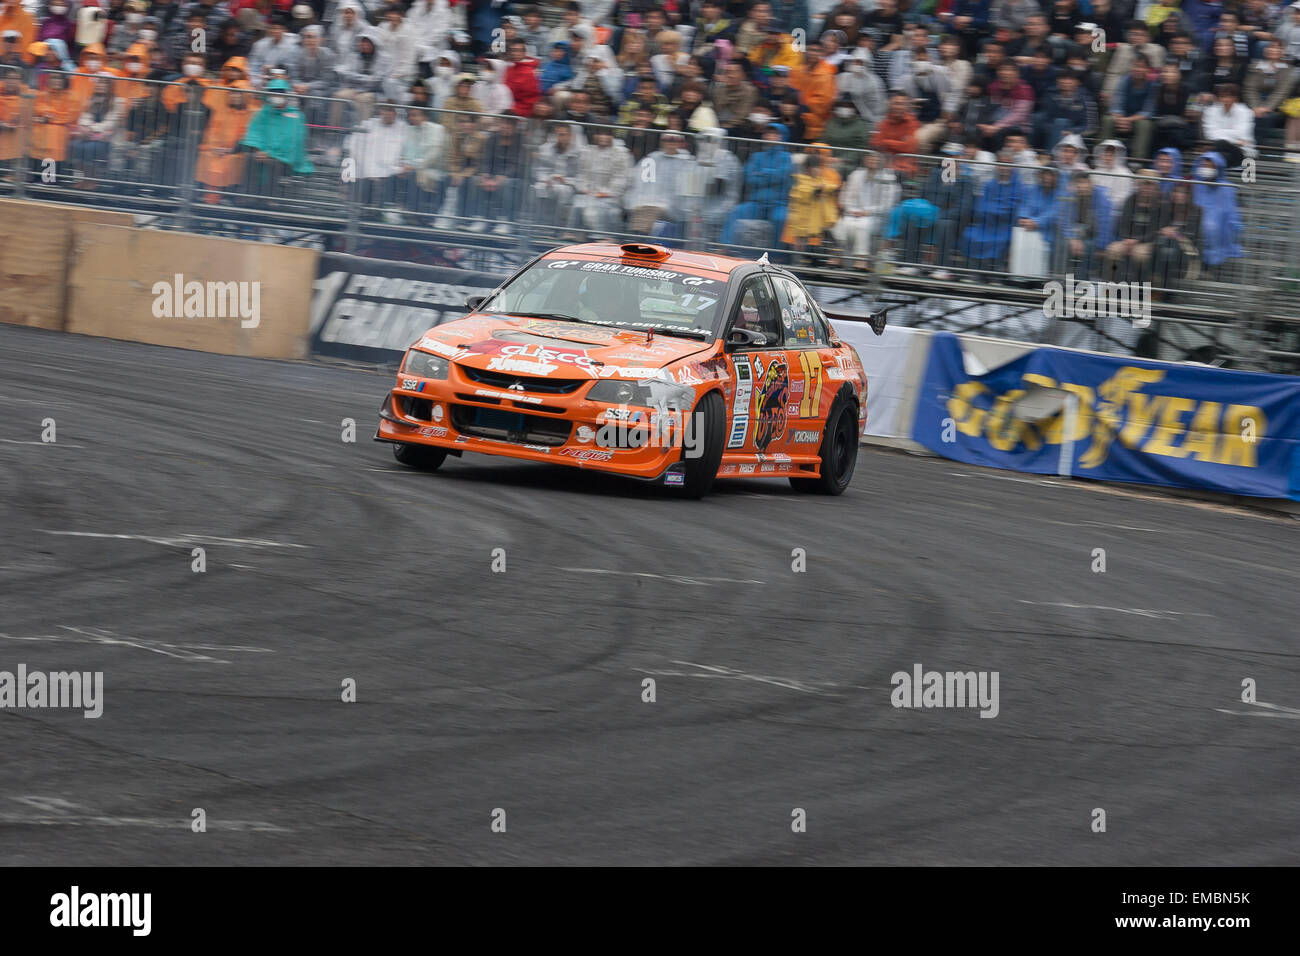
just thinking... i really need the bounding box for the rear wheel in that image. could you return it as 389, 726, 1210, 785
676, 390, 725, 498
393, 441, 447, 471
790, 396, 858, 495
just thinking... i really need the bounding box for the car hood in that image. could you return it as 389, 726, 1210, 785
412, 314, 714, 379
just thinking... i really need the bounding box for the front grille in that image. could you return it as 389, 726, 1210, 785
450, 405, 572, 446
460, 365, 589, 394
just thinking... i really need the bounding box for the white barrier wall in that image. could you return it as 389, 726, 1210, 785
828, 322, 932, 442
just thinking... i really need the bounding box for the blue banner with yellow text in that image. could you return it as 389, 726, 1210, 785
913, 333, 1300, 500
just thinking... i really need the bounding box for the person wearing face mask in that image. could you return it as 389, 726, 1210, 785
196, 81, 252, 202
239, 76, 313, 197
1189, 151, 1242, 279
681, 126, 740, 241
114, 44, 154, 104
836, 47, 884, 132
29, 70, 79, 176
822, 95, 868, 174
108, 0, 150, 55
70, 42, 113, 107
423, 49, 460, 109
69, 72, 123, 188
38, 2, 77, 50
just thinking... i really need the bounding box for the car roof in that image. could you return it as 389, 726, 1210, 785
541, 243, 754, 279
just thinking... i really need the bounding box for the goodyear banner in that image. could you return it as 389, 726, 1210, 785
914, 332, 1300, 500
309, 253, 502, 363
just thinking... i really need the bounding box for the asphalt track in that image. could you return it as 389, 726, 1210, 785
1, 322, 1298, 866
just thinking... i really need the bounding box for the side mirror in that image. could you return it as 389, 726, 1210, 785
727, 327, 768, 348
465, 294, 486, 312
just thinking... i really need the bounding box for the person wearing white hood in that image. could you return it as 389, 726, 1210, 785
329, 3, 365, 65
1053, 132, 1090, 178
472, 59, 515, 115
407, 0, 460, 56
532, 121, 583, 227
334, 30, 399, 126
348, 100, 408, 213
681, 127, 741, 242
377, 5, 420, 91
564, 45, 623, 116
570, 126, 632, 235
1091, 138, 1133, 229
423, 48, 461, 109
624, 129, 697, 238
837, 48, 885, 132
833, 149, 900, 262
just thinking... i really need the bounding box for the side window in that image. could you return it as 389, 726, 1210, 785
728, 275, 782, 347
773, 275, 828, 348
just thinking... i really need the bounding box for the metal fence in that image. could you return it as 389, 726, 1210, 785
4, 73, 1300, 368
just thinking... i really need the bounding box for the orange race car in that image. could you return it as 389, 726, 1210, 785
374, 242, 885, 497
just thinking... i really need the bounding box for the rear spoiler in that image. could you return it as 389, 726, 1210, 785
820, 304, 897, 337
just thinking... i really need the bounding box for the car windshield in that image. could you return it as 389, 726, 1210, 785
482, 257, 724, 336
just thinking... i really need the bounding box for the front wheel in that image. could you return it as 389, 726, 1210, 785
676, 390, 725, 498
393, 441, 447, 471
790, 396, 858, 495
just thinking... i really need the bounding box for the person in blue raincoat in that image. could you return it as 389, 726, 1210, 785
1016, 165, 1063, 251
1190, 150, 1243, 277
539, 40, 573, 92
721, 121, 794, 246
1153, 146, 1182, 195
962, 148, 1025, 271
884, 141, 976, 277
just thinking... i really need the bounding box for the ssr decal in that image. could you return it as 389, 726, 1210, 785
754, 358, 790, 452
728, 357, 754, 448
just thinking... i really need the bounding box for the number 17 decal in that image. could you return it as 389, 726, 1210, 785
797, 351, 824, 417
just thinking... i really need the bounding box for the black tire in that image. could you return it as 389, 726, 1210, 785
790, 395, 858, 495
392, 441, 447, 471
676, 390, 725, 498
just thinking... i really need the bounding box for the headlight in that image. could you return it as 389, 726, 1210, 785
401, 350, 449, 379
588, 378, 694, 412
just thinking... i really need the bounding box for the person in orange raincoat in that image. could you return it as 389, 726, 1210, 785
29, 69, 79, 165
0, 67, 26, 167
870, 90, 921, 176
71, 43, 118, 108
781, 142, 842, 253
0, 0, 36, 51
196, 79, 254, 200
113, 43, 153, 103
788, 42, 836, 140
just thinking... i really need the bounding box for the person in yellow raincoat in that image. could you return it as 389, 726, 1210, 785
196, 82, 253, 201
0, 68, 26, 171
29, 69, 78, 167
781, 142, 841, 257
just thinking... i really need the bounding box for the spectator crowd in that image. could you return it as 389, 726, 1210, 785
0, 0, 1283, 287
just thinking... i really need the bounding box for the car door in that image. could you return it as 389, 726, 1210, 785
770, 274, 833, 453
721, 274, 787, 460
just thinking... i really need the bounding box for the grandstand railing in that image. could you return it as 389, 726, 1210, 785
3, 75, 1299, 370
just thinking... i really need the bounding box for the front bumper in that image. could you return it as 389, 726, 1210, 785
374, 371, 687, 481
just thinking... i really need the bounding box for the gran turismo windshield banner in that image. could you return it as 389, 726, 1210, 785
913, 332, 1300, 500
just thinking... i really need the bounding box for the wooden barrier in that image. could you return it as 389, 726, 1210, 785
66, 224, 318, 360
0, 199, 134, 331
